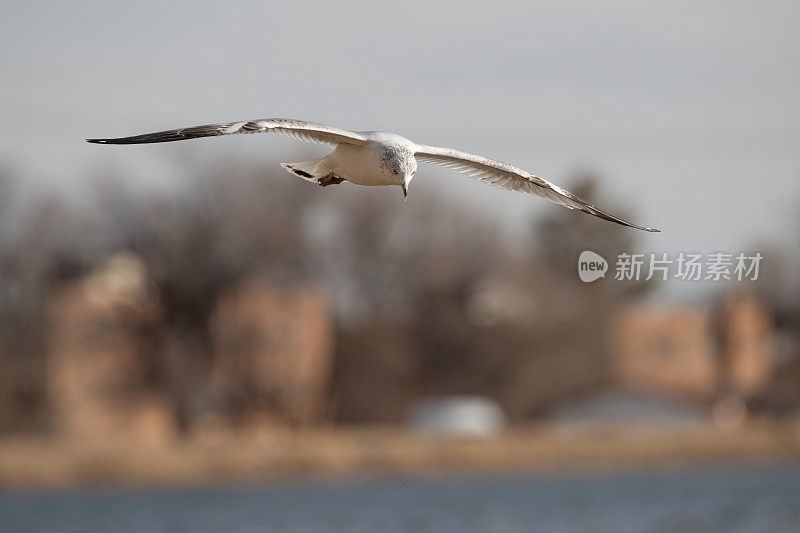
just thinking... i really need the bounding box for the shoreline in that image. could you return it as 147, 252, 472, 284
2, 421, 800, 489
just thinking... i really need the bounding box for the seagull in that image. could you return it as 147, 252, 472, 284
87, 118, 659, 232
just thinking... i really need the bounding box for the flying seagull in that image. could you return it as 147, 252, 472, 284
87, 118, 659, 232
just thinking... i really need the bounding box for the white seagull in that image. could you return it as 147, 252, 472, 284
87, 118, 659, 232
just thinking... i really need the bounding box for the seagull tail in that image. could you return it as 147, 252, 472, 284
280, 158, 330, 184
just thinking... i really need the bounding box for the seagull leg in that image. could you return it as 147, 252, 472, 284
318, 172, 345, 187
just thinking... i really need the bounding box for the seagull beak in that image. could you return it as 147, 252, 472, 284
402, 183, 408, 202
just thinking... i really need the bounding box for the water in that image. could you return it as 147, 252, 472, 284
2, 463, 799, 532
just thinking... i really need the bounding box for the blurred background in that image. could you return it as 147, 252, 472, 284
1, 1, 799, 531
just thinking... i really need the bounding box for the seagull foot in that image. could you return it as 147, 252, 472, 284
318, 173, 345, 187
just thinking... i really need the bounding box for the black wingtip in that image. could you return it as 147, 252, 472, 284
86, 138, 107, 144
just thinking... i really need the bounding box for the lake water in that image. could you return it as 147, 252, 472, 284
2, 463, 799, 532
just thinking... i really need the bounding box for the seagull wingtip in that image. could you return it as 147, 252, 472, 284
86, 138, 106, 144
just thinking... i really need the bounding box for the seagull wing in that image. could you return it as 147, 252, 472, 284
413, 144, 659, 232
87, 119, 368, 147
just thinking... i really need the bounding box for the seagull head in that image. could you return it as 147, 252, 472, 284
379, 145, 417, 202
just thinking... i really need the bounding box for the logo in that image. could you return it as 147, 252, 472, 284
578, 251, 608, 283
576, 251, 762, 282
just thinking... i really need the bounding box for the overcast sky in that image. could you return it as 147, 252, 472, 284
2, 1, 798, 273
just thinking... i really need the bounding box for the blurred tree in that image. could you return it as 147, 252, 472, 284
0, 161, 664, 433
505, 173, 653, 416
331, 172, 657, 423
330, 190, 510, 422
0, 171, 89, 432
89, 158, 325, 430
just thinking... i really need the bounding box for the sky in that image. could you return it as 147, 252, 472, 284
1, 1, 799, 283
